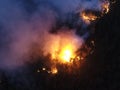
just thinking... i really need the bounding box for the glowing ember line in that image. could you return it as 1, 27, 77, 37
37, 0, 111, 74
101, 1, 110, 14
80, 12, 98, 24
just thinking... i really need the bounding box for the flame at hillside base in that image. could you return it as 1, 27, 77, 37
46, 31, 84, 64
40, 30, 87, 74
52, 44, 78, 64
36, 0, 111, 75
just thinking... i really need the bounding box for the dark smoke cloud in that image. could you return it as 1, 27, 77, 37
0, 0, 106, 70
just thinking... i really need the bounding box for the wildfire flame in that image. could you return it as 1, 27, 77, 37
36, 0, 111, 74
60, 49, 73, 63
48, 31, 83, 64
80, 11, 98, 24
80, 0, 110, 24
101, 1, 110, 14
52, 45, 76, 63
51, 67, 58, 74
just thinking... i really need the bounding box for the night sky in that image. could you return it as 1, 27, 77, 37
0, 0, 120, 90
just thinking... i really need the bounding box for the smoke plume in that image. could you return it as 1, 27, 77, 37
0, 0, 109, 69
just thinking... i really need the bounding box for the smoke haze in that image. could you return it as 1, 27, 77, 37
0, 0, 108, 69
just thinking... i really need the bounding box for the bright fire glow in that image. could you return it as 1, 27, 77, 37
101, 1, 110, 14
46, 31, 83, 64
51, 67, 58, 74
58, 46, 75, 63
61, 49, 72, 62
52, 44, 76, 63
80, 1, 110, 24
80, 12, 98, 24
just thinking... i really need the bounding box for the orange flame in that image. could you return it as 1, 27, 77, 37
52, 45, 76, 63
80, 12, 98, 24
51, 67, 58, 74
49, 31, 83, 64
101, 1, 110, 14
60, 48, 74, 63
80, 1, 110, 24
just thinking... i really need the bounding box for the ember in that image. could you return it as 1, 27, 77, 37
51, 67, 58, 74
101, 1, 110, 14
80, 11, 98, 24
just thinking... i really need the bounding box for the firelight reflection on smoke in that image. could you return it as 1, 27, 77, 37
49, 31, 83, 64
39, 0, 111, 74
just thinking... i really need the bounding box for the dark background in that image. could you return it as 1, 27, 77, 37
0, 0, 120, 90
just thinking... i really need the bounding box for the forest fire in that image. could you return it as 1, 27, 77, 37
52, 45, 77, 64
40, 31, 85, 74
35, 0, 111, 75
80, 0, 110, 24
101, 1, 110, 14
48, 31, 83, 65
80, 11, 98, 24
0, 0, 116, 89
51, 67, 58, 74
